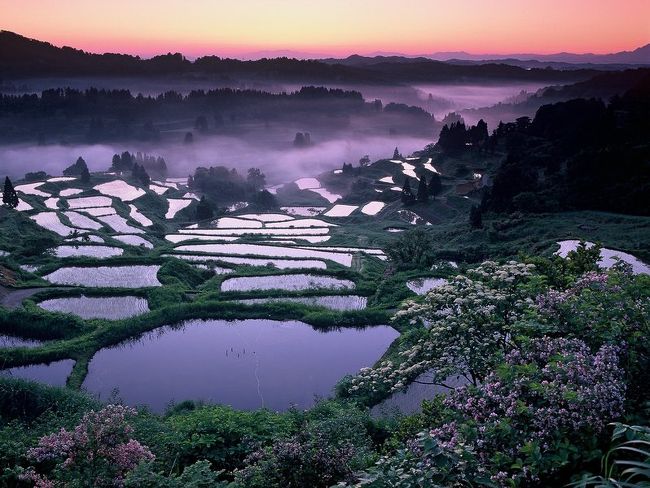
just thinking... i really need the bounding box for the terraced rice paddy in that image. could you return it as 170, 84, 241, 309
309, 188, 342, 203
112, 235, 153, 248
165, 199, 192, 219
236, 295, 367, 311
215, 217, 263, 228
324, 205, 358, 217
97, 214, 144, 234
63, 211, 103, 230
556, 240, 650, 274
128, 205, 153, 226
44, 265, 162, 288
15, 200, 33, 211
406, 277, 447, 295
59, 188, 83, 197
221, 274, 355, 292
361, 201, 386, 216
53, 245, 124, 259
178, 227, 330, 237
15, 182, 49, 197
165, 235, 239, 243
30, 212, 82, 236
164, 254, 327, 270
67, 196, 113, 209
38, 295, 150, 320
78, 207, 117, 216
44, 197, 59, 209
266, 218, 334, 228
94, 180, 145, 201
174, 243, 353, 266
149, 184, 170, 195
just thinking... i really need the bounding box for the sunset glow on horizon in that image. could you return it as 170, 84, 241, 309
1, 0, 648, 58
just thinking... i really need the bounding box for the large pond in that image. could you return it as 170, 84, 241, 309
38, 295, 150, 320
82, 319, 399, 412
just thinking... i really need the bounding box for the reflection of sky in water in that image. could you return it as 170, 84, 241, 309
1, 360, 75, 387
83, 319, 399, 412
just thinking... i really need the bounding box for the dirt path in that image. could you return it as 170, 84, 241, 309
0, 285, 54, 309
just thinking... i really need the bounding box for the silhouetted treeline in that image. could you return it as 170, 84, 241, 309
480, 76, 650, 216
0, 85, 437, 143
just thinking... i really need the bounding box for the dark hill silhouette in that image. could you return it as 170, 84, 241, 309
0, 31, 599, 83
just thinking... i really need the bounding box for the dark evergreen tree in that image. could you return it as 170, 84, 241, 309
393, 147, 401, 159
417, 175, 429, 203
120, 151, 133, 170
252, 189, 278, 209
194, 115, 208, 133
111, 154, 121, 171
63, 156, 89, 176
246, 168, 266, 192
195, 196, 213, 221
469, 205, 483, 228
428, 172, 442, 200
401, 178, 415, 205
80, 165, 90, 183
359, 155, 370, 167
2, 176, 19, 208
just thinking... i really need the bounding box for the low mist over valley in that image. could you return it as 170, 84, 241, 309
0, 3, 649, 486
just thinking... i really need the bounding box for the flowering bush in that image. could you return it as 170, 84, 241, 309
20, 404, 154, 487
346, 261, 536, 398
430, 337, 626, 485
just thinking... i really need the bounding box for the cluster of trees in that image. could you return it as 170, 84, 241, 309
63, 157, 90, 182
436, 118, 489, 153
110, 151, 167, 175
400, 172, 442, 205
293, 132, 312, 147
481, 79, 650, 215
188, 166, 273, 207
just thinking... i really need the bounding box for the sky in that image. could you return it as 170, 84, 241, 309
1, 0, 648, 58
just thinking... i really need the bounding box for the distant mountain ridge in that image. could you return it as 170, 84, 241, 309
0, 31, 604, 83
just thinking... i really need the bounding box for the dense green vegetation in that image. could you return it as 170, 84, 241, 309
0, 83, 648, 487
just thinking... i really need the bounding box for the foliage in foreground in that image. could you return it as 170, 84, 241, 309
1, 248, 648, 487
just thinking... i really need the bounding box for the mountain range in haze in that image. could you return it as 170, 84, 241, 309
1, 30, 648, 67
235, 46, 650, 66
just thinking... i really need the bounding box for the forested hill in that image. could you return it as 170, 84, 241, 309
479, 76, 650, 216
0, 31, 598, 83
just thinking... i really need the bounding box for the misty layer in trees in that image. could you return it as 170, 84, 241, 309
0, 86, 435, 143
111, 152, 167, 177
475, 78, 650, 216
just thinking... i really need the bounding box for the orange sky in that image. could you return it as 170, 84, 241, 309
1, 0, 648, 58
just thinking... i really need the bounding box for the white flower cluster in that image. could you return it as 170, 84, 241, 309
349, 261, 536, 396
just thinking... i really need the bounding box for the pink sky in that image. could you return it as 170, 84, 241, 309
1, 0, 648, 58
